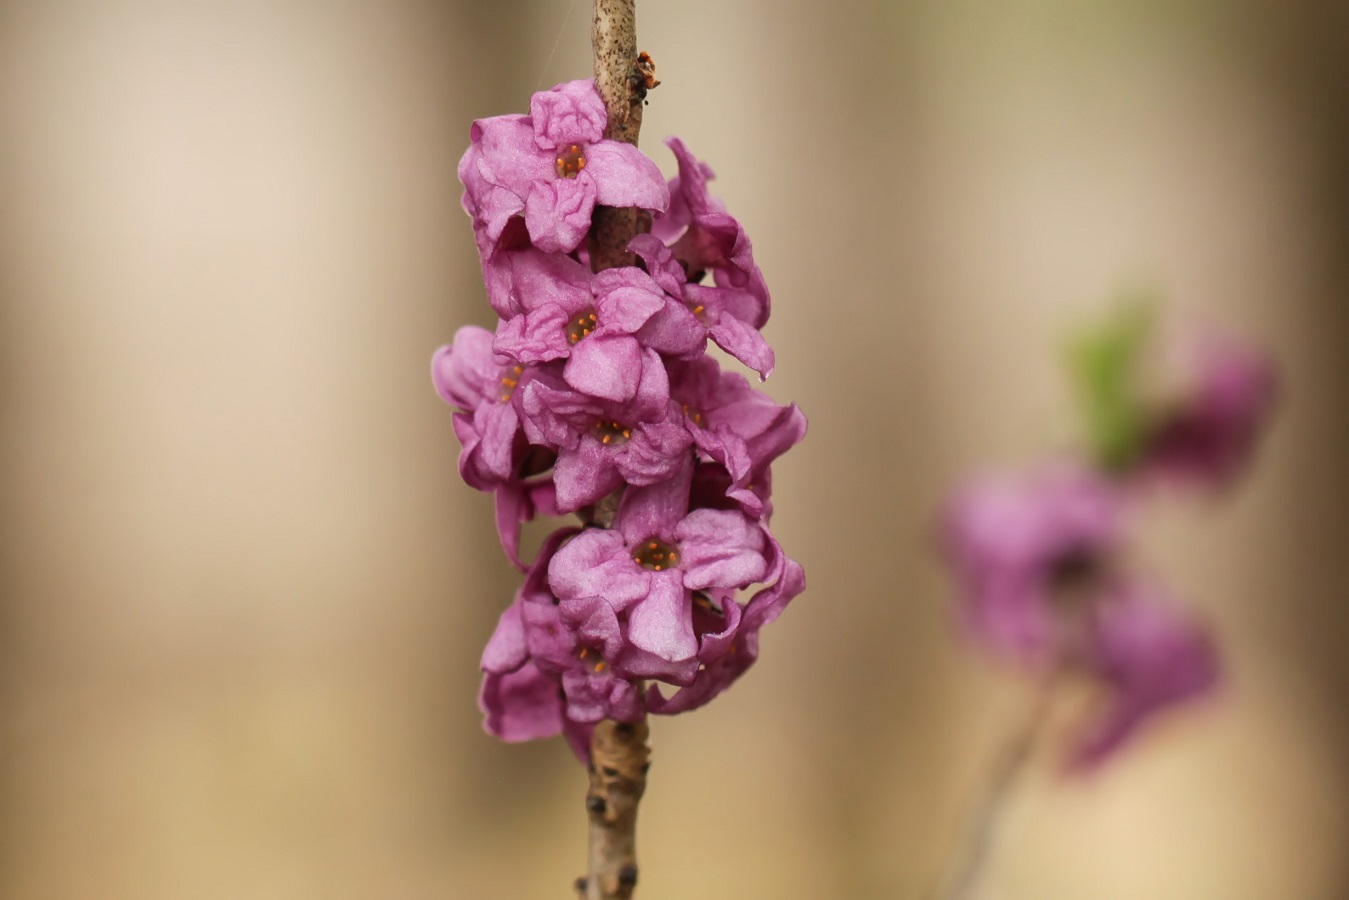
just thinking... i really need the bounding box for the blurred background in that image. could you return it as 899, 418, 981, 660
0, 1, 1345, 897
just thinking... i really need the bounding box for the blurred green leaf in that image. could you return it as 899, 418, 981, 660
1068, 299, 1156, 471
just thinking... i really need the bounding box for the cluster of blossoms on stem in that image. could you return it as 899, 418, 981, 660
433, 80, 806, 759
941, 320, 1277, 769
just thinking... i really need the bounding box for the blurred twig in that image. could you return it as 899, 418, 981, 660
935, 671, 1059, 900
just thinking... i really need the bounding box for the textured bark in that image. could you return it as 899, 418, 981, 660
575, 720, 651, 900
588, 0, 649, 273
573, 4, 653, 899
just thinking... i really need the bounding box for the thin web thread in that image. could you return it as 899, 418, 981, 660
534, 0, 580, 91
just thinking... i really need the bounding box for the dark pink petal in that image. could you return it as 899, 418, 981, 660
958, 578, 1057, 664
521, 602, 577, 673
529, 79, 606, 148
564, 334, 644, 402
691, 427, 752, 482
561, 669, 611, 723
553, 436, 625, 511
707, 307, 775, 378
468, 400, 518, 483
548, 528, 651, 610
646, 553, 803, 716
627, 571, 697, 662
479, 663, 564, 742
450, 413, 487, 489
500, 249, 592, 315
675, 509, 768, 589
495, 304, 573, 364
524, 176, 596, 254
468, 187, 527, 264
481, 600, 528, 674
615, 456, 694, 545
494, 478, 560, 571
517, 367, 595, 449
627, 349, 672, 421
430, 326, 498, 410
742, 552, 805, 632
1137, 336, 1278, 489
614, 421, 694, 486
474, 115, 552, 190
627, 234, 688, 296
593, 270, 666, 333
562, 719, 594, 764
585, 140, 671, 212
572, 596, 625, 662
942, 465, 1123, 578
659, 137, 722, 236
637, 298, 706, 357
615, 643, 700, 686
1070, 584, 1219, 769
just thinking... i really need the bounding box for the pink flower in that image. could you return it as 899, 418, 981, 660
515, 361, 690, 513
494, 261, 672, 403
942, 465, 1125, 662
652, 138, 771, 333
1070, 583, 1218, 769
1137, 335, 1278, 489
430, 325, 530, 492
670, 356, 807, 518
942, 465, 1221, 766
548, 461, 771, 681
630, 233, 774, 377
459, 80, 669, 258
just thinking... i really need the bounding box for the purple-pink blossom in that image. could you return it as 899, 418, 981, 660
1136, 335, 1278, 489
942, 464, 1220, 766
548, 460, 771, 682
1071, 583, 1219, 768
460, 80, 669, 259
942, 464, 1125, 663
437, 78, 806, 756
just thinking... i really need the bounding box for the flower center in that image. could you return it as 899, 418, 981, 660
555, 144, 587, 179
632, 538, 680, 572
591, 419, 631, 446
566, 307, 598, 344
686, 299, 707, 322
577, 647, 608, 673
498, 363, 524, 402
680, 403, 705, 427
1048, 547, 1106, 612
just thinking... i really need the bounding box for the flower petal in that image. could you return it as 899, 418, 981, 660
627, 571, 697, 662
585, 140, 670, 212
548, 528, 651, 609
615, 456, 694, 544
564, 334, 644, 402
675, 509, 768, 589
525, 176, 595, 254
553, 436, 625, 512
530, 79, 606, 148
479, 663, 564, 742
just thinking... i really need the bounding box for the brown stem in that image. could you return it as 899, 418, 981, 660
935, 672, 1059, 900
588, 0, 649, 272
573, 5, 652, 898
574, 720, 651, 900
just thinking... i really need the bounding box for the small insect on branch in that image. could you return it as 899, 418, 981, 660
630, 51, 660, 103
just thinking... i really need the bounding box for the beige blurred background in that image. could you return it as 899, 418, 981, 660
1, 1, 1345, 897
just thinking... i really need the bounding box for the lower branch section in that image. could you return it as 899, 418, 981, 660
576, 719, 651, 900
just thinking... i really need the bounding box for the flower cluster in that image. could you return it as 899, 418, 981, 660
434, 80, 806, 757
941, 320, 1276, 768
